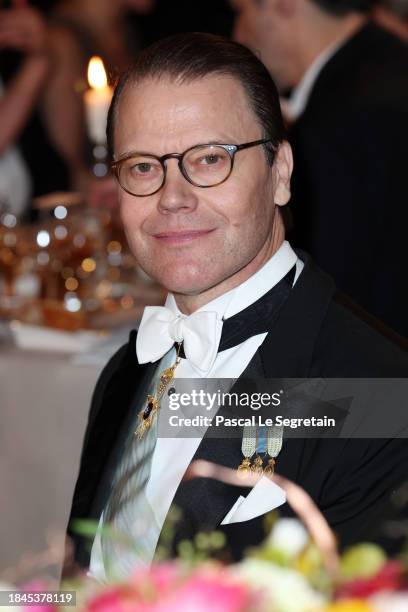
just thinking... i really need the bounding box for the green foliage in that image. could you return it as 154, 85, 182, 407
176, 531, 227, 565
340, 543, 387, 580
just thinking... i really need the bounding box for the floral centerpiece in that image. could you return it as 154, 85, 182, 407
2, 464, 407, 611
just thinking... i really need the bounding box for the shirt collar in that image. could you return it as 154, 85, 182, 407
165, 240, 299, 321
282, 39, 342, 122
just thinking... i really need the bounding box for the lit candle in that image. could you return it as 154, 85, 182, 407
84, 57, 113, 144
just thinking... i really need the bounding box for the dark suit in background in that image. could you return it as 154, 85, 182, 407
289, 23, 408, 337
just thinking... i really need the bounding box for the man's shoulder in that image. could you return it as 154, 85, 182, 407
85, 330, 139, 434
314, 294, 407, 377
302, 22, 408, 118
95, 330, 137, 387
260, 253, 407, 378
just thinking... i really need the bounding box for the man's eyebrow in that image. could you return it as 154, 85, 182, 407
205, 140, 233, 145
114, 150, 156, 161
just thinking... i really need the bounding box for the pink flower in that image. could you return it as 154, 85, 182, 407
85, 566, 181, 612
130, 563, 182, 598
87, 589, 126, 612
86, 563, 254, 612
158, 573, 251, 612
87, 585, 151, 612
20, 580, 57, 612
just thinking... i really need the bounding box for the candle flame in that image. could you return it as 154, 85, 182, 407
87, 56, 108, 90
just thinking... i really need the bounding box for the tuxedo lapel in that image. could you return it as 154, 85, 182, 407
259, 250, 335, 377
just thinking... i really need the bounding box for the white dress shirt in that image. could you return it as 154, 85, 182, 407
90, 240, 303, 581
281, 40, 342, 122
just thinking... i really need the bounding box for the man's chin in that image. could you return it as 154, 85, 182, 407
161, 280, 211, 297
154, 271, 216, 297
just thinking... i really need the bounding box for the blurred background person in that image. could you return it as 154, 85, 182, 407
0, 0, 157, 218
233, 0, 408, 338
0, 0, 88, 218
47, 0, 157, 210
373, 0, 408, 40
0, 0, 47, 217
52, 0, 156, 83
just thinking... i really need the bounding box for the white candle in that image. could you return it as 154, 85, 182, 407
84, 57, 113, 144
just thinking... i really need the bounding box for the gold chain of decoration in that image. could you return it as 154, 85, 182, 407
135, 342, 182, 439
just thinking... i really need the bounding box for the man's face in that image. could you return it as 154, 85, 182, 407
114, 74, 290, 298
232, 0, 297, 91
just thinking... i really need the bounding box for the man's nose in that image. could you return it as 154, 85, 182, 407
157, 159, 199, 214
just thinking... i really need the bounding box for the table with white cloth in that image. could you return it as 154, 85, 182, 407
0, 331, 128, 582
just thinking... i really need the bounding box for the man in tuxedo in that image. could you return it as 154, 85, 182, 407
233, 0, 408, 337
65, 33, 407, 581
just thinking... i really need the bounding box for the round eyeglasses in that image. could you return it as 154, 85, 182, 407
111, 138, 275, 197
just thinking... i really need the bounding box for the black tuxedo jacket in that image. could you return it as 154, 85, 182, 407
289, 22, 408, 337
65, 253, 408, 572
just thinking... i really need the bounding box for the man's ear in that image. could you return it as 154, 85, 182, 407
273, 140, 293, 206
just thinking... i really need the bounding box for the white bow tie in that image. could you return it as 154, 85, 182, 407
136, 306, 223, 374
